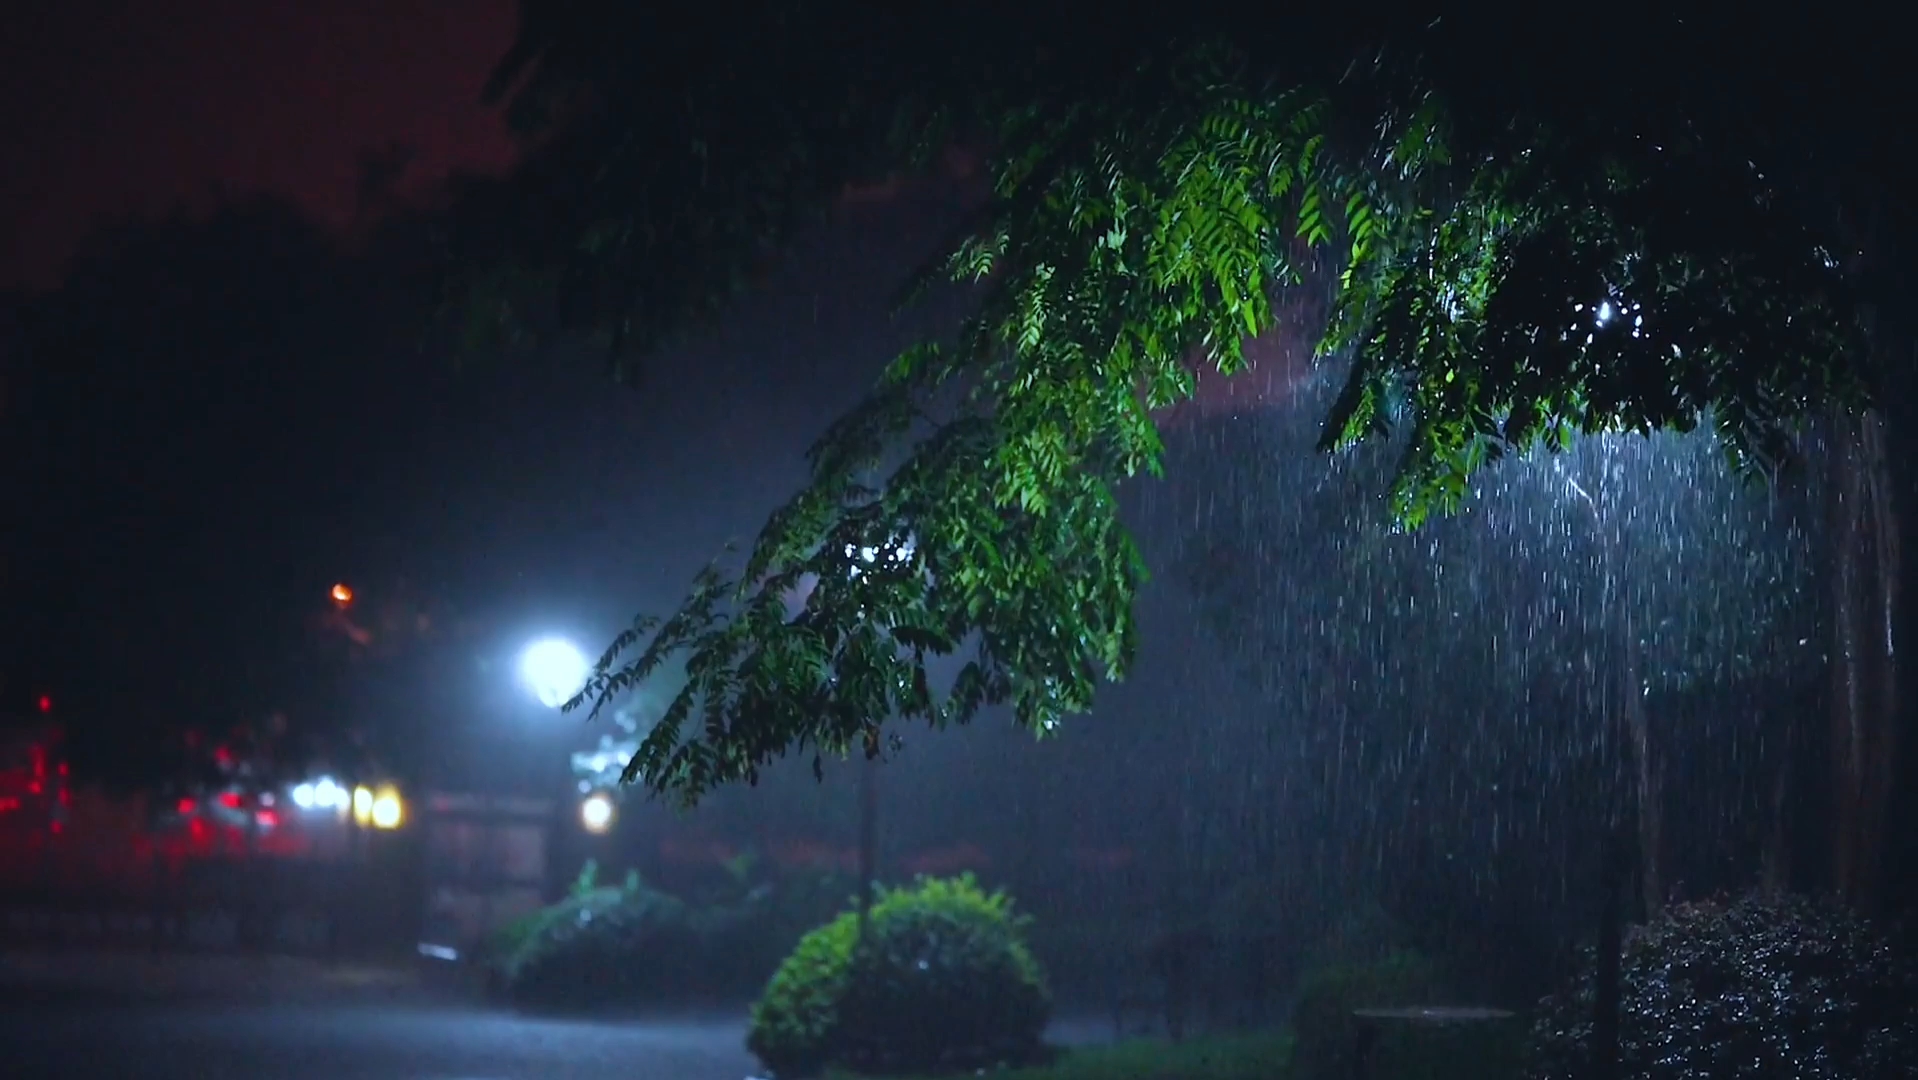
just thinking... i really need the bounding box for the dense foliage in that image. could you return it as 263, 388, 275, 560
1528, 892, 1918, 1079
493, 859, 852, 1012
1289, 949, 1445, 1078
462, 4, 1893, 803
748, 874, 1050, 1078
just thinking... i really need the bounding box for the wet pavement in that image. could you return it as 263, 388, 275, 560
0, 953, 1122, 1079
0, 995, 762, 1080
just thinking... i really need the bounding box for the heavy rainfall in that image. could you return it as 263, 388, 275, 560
1, 5, 1914, 1080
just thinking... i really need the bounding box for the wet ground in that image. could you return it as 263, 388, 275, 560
1, 993, 761, 1080
0, 954, 1119, 1079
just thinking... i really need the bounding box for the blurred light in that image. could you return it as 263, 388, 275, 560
579, 792, 615, 834
255, 809, 279, 828
36, 695, 52, 713
519, 638, 589, 709
218, 791, 243, 809
292, 775, 351, 813
352, 786, 374, 825
331, 583, 354, 605
177, 798, 197, 815
370, 786, 403, 830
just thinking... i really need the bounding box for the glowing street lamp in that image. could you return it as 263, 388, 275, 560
579, 791, 615, 834
330, 583, 354, 606
519, 638, 589, 709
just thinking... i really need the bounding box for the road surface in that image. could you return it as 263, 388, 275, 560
0, 954, 1119, 1079
0, 994, 763, 1080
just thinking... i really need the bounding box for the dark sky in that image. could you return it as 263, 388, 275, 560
0, 2, 1014, 781
0, 0, 916, 761
0, 1, 1284, 783
1, 0, 518, 290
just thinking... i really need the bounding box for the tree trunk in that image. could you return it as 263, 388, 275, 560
1827, 407, 1900, 914
857, 752, 879, 928
1620, 605, 1660, 915
1760, 742, 1793, 896
1601, 559, 1660, 915
1589, 830, 1627, 1080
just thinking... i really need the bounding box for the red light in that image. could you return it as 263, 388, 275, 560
256, 810, 279, 828
36, 695, 52, 713
218, 791, 243, 809
177, 798, 197, 815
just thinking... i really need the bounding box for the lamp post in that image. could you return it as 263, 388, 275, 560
840, 536, 917, 929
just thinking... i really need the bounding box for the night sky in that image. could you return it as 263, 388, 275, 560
1, 0, 518, 290
0, 1, 878, 767
0, 1, 1289, 784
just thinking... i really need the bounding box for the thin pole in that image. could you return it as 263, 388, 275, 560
857, 751, 878, 927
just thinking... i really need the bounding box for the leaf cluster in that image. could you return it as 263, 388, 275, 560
472, 5, 1881, 802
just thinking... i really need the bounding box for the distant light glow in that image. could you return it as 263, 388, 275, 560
579, 792, 616, 834
352, 785, 374, 825
331, 583, 354, 605
520, 638, 590, 709
291, 775, 350, 812
36, 695, 52, 713
370, 788, 403, 830
1595, 301, 1614, 325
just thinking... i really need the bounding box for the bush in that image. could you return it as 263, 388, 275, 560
748, 874, 1052, 1078
500, 870, 710, 1012
1288, 949, 1451, 1080
491, 858, 859, 1014
1528, 892, 1918, 1080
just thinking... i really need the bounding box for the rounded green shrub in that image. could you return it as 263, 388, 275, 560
1289, 949, 1450, 1080
1528, 892, 1918, 1080
493, 859, 862, 1014
748, 874, 1052, 1078
503, 878, 709, 1012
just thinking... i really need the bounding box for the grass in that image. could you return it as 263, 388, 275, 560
850, 1032, 1295, 1080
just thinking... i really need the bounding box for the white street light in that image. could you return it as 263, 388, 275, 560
579, 792, 615, 834
520, 638, 590, 709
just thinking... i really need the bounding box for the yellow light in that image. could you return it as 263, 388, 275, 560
331, 583, 355, 605
370, 787, 403, 830
579, 792, 615, 834
352, 785, 374, 825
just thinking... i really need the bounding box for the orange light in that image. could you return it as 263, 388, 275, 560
330, 583, 355, 605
